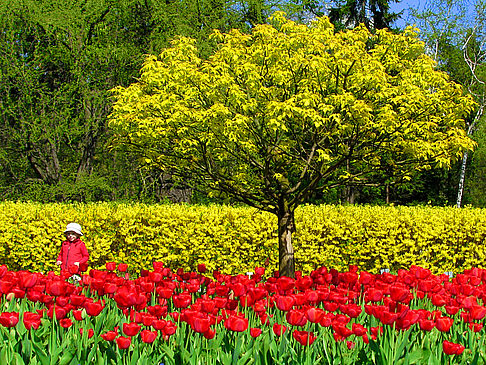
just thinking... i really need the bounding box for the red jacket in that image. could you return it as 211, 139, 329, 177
57, 238, 89, 271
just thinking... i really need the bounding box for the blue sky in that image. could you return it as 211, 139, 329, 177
390, 0, 426, 28
390, 0, 479, 30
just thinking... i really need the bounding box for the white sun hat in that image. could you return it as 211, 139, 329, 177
64, 222, 83, 236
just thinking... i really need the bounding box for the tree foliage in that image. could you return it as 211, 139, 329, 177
110, 14, 475, 275
0, 0, 275, 202
328, 0, 401, 30
408, 0, 486, 207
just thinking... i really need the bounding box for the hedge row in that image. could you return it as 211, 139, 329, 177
0, 202, 485, 275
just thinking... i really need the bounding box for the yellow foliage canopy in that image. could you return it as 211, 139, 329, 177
110, 14, 475, 213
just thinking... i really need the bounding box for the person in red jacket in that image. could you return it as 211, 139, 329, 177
56, 223, 89, 276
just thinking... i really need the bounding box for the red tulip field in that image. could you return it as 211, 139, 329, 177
1, 263, 486, 364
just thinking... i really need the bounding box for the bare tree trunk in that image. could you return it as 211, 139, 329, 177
456, 105, 484, 208
277, 197, 295, 278
456, 151, 469, 208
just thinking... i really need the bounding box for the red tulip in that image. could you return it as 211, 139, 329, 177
101, 331, 117, 341
462, 296, 478, 309
156, 286, 174, 299
365, 288, 383, 302
46, 280, 66, 297
390, 285, 410, 303
352, 323, 367, 336
443, 340, 465, 355
340, 303, 361, 318
152, 262, 164, 272
192, 316, 211, 333
23, 312, 41, 330
148, 271, 163, 283
292, 330, 316, 346
277, 276, 295, 292
419, 319, 435, 331
103, 283, 118, 294
59, 318, 73, 328
435, 316, 453, 332
324, 301, 339, 312
469, 305, 486, 321
172, 293, 192, 308
286, 309, 307, 327
272, 323, 287, 336
123, 322, 141, 336
370, 326, 383, 337
255, 267, 265, 276
0, 312, 19, 328
147, 305, 166, 318
118, 263, 128, 272
72, 310, 84, 321
47, 306, 68, 320
250, 327, 262, 337
70, 294, 86, 306
106, 262, 117, 272
0, 265, 8, 278
359, 271, 374, 285
203, 328, 216, 339
469, 322, 483, 332
431, 294, 447, 307
85, 301, 104, 317
113, 286, 138, 309
445, 305, 460, 315
319, 313, 333, 327
306, 307, 325, 324
197, 264, 207, 273
152, 319, 167, 331
18, 271, 37, 289
116, 336, 131, 349
333, 323, 353, 338
224, 315, 248, 332
162, 321, 177, 336
140, 329, 158, 343
295, 276, 313, 291
275, 295, 295, 311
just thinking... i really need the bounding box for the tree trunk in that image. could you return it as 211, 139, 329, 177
277, 198, 295, 278
456, 150, 468, 208
456, 105, 483, 208
76, 129, 98, 181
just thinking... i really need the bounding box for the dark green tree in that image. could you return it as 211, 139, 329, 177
328, 0, 401, 30
0, 0, 273, 202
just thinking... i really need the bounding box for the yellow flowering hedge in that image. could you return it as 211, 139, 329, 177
0, 202, 485, 275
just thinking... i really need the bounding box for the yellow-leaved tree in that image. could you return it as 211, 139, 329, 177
110, 13, 476, 277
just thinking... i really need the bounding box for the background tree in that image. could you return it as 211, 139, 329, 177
110, 14, 475, 277
328, 0, 401, 30
408, 0, 486, 207
0, 0, 276, 202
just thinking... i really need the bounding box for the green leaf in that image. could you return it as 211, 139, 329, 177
404, 349, 427, 364
13, 352, 25, 365
20, 337, 32, 363
58, 349, 75, 365
0, 347, 9, 365
232, 334, 243, 364
31, 341, 50, 365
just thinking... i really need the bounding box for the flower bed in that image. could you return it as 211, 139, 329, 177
0, 263, 485, 364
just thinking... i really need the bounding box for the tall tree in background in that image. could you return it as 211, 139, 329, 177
0, 0, 273, 202
409, 0, 486, 207
328, 0, 401, 30
110, 14, 475, 276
